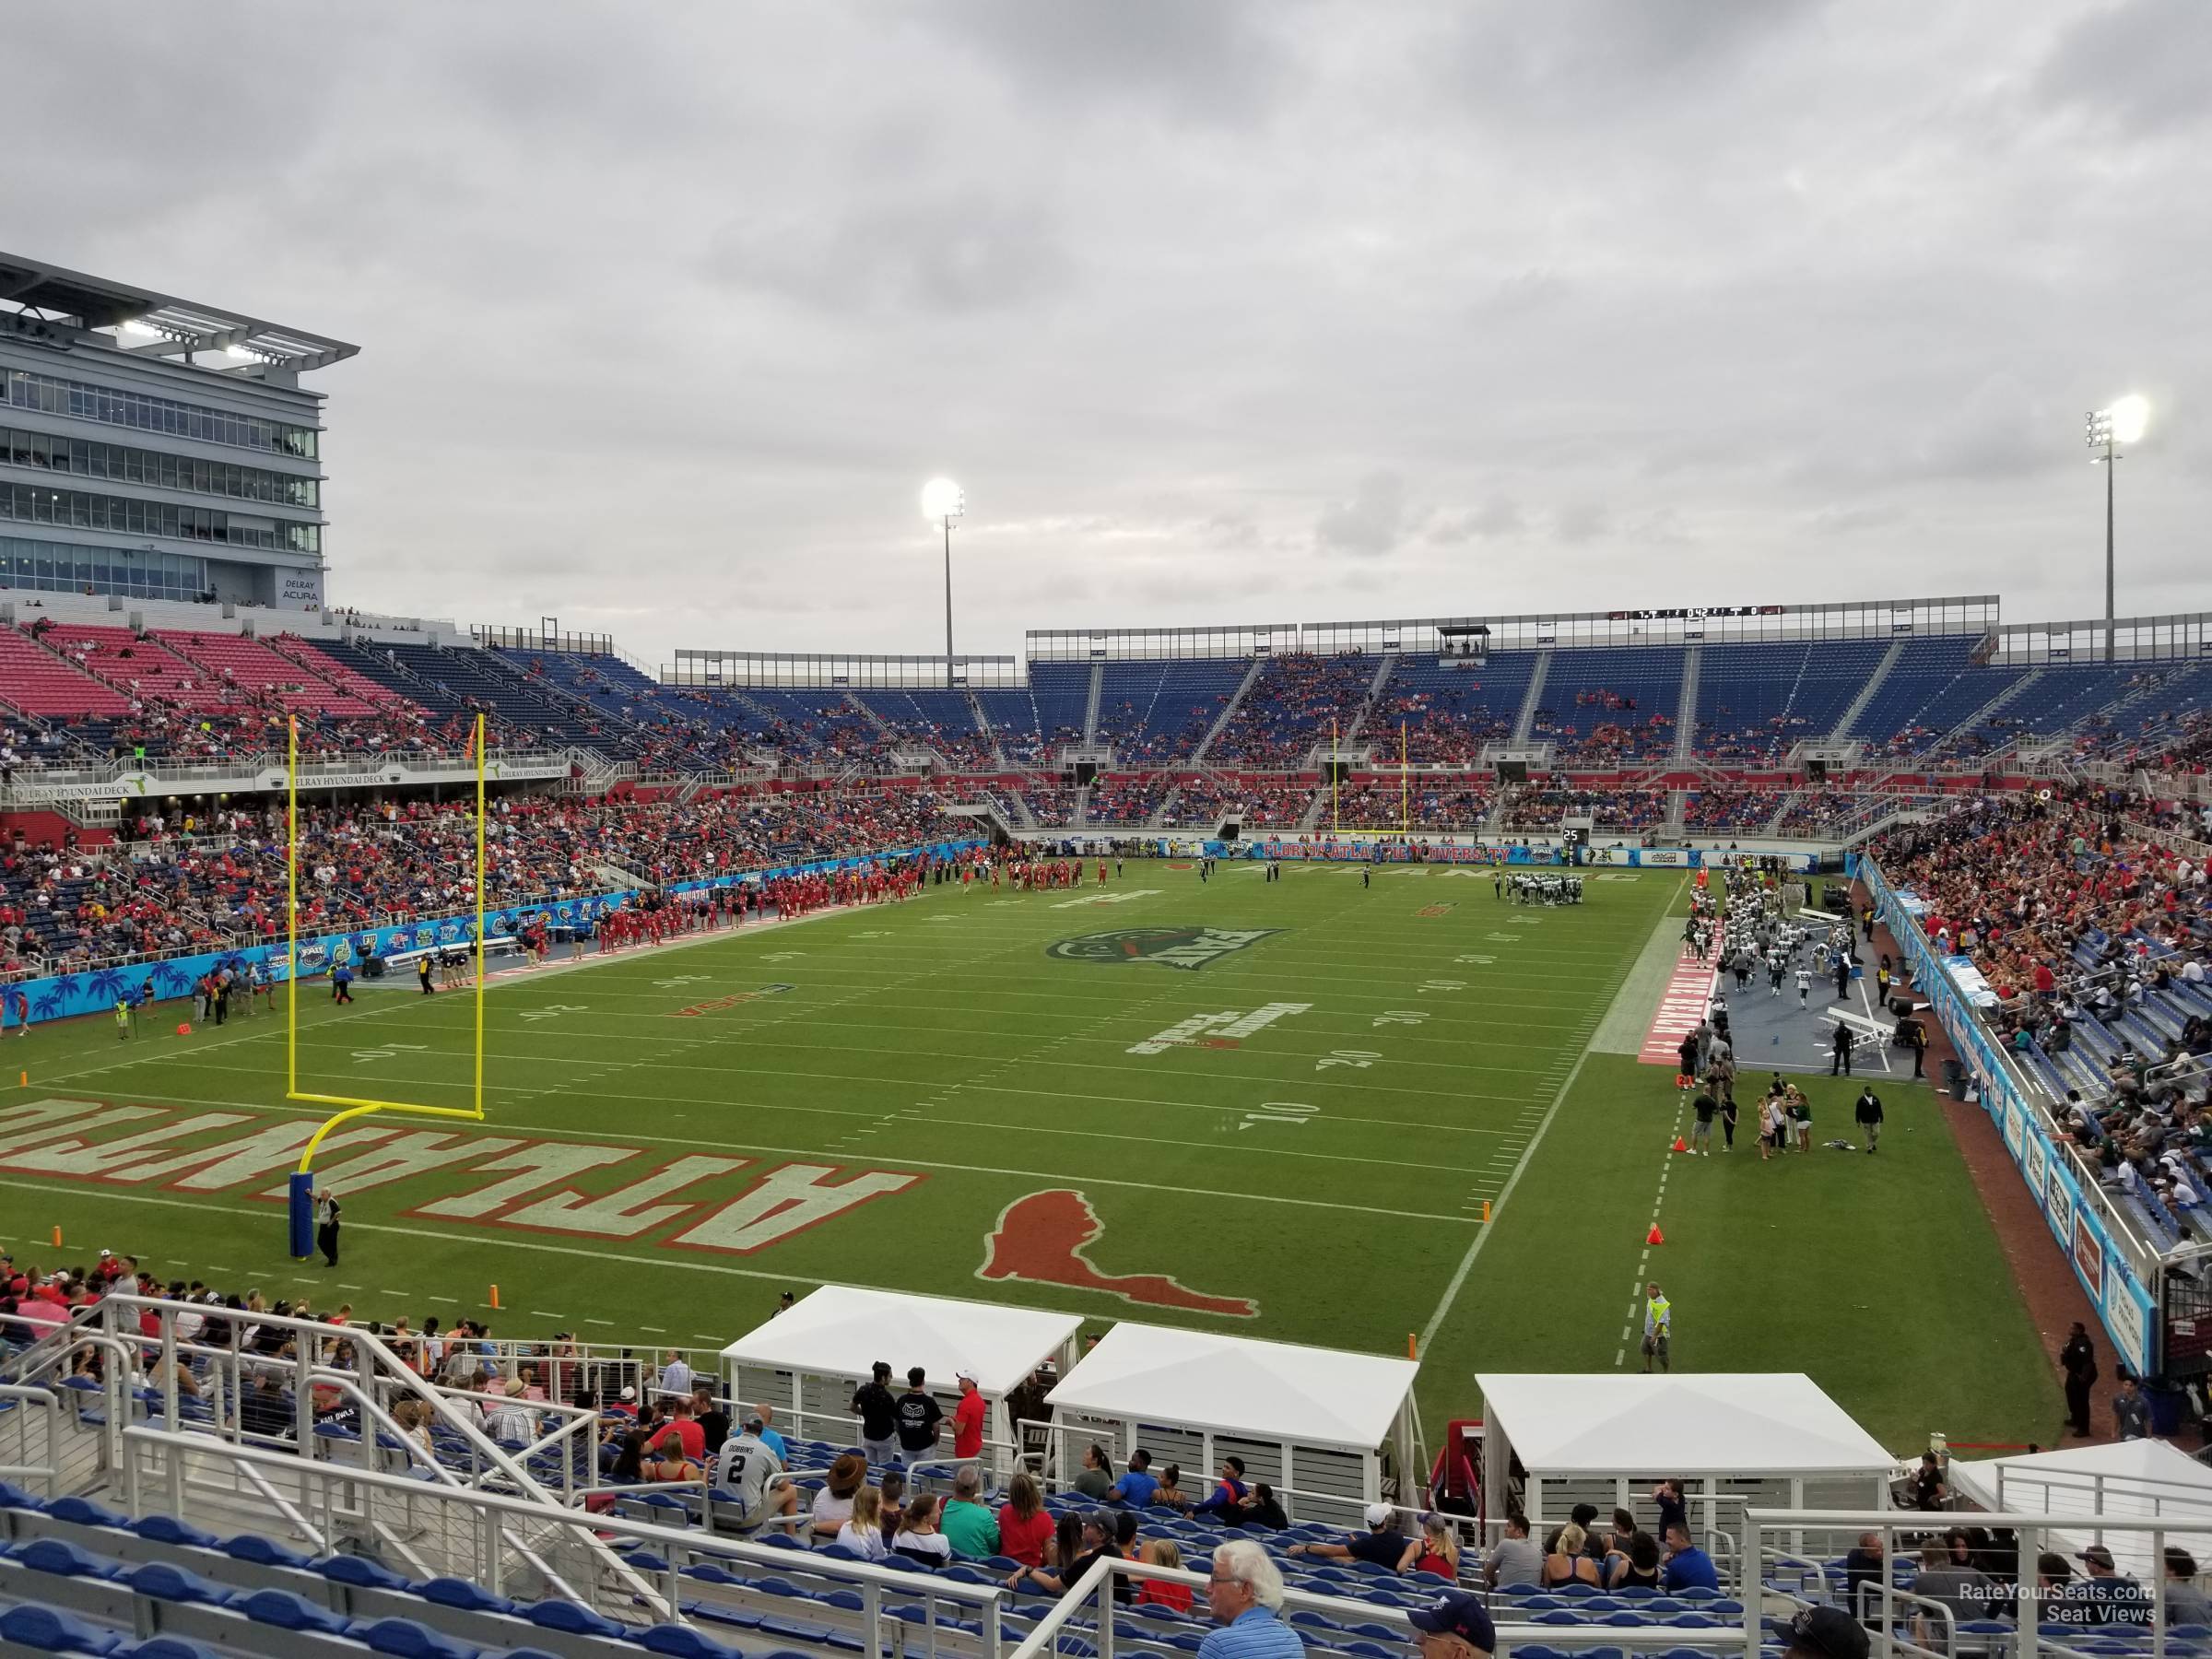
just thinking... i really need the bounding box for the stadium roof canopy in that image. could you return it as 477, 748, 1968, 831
1478, 1372, 1893, 1477
1948, 1439, 2212, 1576
717, 1286, 1081, 1398
1047, 1322, 1419, 1453
0, 249, 358, 376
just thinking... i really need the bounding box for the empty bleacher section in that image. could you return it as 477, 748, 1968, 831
0, 627, 132, 720
1024, 664, 1093, 760
1846, 634, 1998, 757
1692, 639, 1889, 765
1090, 660, 1248, 763
1531, 648, 1681, 767
971, 670, 1097, 769
318, 639, 580, 747
854, 690, 997, 768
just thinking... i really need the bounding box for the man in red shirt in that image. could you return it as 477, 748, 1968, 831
665, 1394, 707, 1461
952, 1369, 987, 1463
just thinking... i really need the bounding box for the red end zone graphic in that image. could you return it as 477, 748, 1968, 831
980, 1189, 1258, 1317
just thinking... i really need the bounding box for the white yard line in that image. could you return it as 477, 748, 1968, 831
1418, 875, 1688, 1353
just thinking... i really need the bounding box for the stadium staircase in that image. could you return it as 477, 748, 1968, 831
2, 1299, 670, 1620
1070, 782, 1093, 825
479, 652, 673, 761
961, 688, 1009, 768
320, 641, 522, 740
841, 691, 901, 749
18, 625, 202, 712
1826, 638, 1905, 739
1146, 785, 1179, 830
1188, 658, 1265, 765
1665, 788, 1688, 838
1928, 666, 2044, 756
1671, 646, 1700, 763
1509, 650, 1552, 744
1081, 662, 1103, 742
259, 634, 412, 711
1339, 650, 1399, 746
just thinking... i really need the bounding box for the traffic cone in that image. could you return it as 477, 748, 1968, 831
1646, 1223, 1665, 1245
1671, 1135, 1688, 1153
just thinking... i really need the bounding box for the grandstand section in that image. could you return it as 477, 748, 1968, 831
9, 595, 2212, 1659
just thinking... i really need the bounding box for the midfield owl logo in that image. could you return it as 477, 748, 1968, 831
1047, 926, 1279, 971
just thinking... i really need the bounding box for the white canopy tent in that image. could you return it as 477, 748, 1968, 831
1478, 1373, 1899, 1544
1949, 1441, 2212, 1578
1042, 1323, 1421, 1524
718, 1287, 1083, 1478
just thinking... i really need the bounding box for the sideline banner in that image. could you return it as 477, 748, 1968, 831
5, 837, 983, 1030
1862, 856, 2159, 1378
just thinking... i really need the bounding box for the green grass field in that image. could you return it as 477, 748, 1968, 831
0, 859, 2060, 1452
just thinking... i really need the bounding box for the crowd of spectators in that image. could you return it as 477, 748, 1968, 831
1162, 778, 1317, 830
1323, 782, 1491, 831
1500, 787, 1668, 832
1086, 777, 1173, 825
1534, 688, 1676, 769
0, 785, 961, 977
1208, 654, 1378, 767
1369, 686, 1511, 765
1869, 788, 2212, 1018
1683, 787, 1784, 833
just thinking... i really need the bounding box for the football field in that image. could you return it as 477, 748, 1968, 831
0, 858, 2060, 1451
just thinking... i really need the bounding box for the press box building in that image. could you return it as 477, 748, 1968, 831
0, 251, 354, 611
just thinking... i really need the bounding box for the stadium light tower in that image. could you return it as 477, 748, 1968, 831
2086, 394, 2149, 663
921, 477, 965, 688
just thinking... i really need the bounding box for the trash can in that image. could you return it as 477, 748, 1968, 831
2147, 1383, 2187, 1438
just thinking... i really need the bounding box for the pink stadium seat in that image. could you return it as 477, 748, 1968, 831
0, 626, 135, 717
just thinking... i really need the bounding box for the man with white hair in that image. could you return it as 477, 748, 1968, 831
1201, 1538, 1302, 1659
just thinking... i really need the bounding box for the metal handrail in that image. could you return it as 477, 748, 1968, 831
119, 1425, 1005, 1652
1005, 1555, 1758, 1659
1749, 1508, 2212, 1659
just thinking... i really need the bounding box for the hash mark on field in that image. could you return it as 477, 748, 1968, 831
530, 1310, 562, 1318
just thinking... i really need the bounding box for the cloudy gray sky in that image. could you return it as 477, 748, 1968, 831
7, 0, 2206, 667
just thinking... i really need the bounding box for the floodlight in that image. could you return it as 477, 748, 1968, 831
920, 477, 965, 522
2083, 394, 2155, 663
